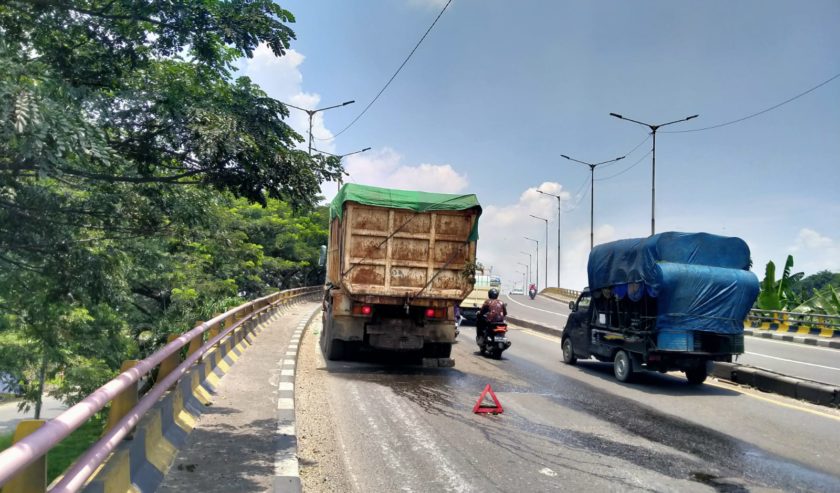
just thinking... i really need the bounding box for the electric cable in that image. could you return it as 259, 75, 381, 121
596, 149, 653, 181
314, 0, 454, 141
664, 71, 840, 133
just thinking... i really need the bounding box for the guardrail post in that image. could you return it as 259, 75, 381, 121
208, 314, 221, 346
157, 334, 181, 385
106, 360, 139, 433
186, 321, 204, 360
4, 420, 46, 493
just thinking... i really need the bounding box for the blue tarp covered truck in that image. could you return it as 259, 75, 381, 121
561, 232, 760, 384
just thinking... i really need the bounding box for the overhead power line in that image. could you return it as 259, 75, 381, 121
596, 149, 653, 181
664, 70, 840, 134
315, 0, 454, 141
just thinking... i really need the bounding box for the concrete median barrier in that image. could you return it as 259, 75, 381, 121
795, 380, 838, 407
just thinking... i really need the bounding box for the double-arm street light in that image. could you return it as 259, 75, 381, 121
529, 215, 549, 289
524, 237, 539, 290
519, 252, 532, 287
609, 112, 698, 235
313, 147, 372, 187
537, 190, 564, 288
283, 100, 356, 155
560, 154, 625, 250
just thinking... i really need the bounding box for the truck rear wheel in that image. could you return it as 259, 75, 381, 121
685, 366, 708, 385
613, 350, 634, 383
320, 309, 345, 361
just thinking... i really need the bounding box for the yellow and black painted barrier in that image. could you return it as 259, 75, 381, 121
78, 306, 286, 493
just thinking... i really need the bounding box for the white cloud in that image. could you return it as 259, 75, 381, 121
788, 228, 840, 273
477, 182, 610, 292
331, 147, 468, 196
238, 46, 335, 152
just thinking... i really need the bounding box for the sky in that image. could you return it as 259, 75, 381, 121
238, 0, 840, 291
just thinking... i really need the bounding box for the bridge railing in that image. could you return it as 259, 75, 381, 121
0, 286, 321, 493
747, 308, 840, 334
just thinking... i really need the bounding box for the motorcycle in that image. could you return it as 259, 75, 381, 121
528, 287, 537, 300
476, 322, 511, 359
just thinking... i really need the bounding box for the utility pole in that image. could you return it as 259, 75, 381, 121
525, 237, 539, 291
609, 112, 698, 235
560, 154, 625, 250
537, 190, 564, 287
530, 215, 549, 289
282, 100, 355, 155
520, 252, 532, 287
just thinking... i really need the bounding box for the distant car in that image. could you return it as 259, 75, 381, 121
510, 287, 525, 295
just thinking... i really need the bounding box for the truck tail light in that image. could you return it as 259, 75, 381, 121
352, 304, 372, 316
424, 308, 446, 319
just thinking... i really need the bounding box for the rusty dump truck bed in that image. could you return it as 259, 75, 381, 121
327, 184, 481, 304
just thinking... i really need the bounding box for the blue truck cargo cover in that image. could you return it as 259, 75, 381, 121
587, 232, 759, 334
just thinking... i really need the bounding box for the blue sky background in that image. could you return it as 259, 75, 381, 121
240, 0, 840, 290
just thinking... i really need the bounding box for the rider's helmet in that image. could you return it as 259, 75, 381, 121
488, 288, 499, 299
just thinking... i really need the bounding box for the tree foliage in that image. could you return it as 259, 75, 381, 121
0, 1, 337, 415
755, 255, 804, 311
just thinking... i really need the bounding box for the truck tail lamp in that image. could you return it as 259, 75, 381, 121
352, 304, 373, 316
425, 308, 446, 319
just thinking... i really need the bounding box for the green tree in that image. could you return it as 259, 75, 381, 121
1, 0, 339, 415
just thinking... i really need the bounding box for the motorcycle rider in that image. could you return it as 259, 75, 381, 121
477, 288, 507, 341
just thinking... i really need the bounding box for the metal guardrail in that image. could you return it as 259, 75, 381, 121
0, 286, 321, 492
747, 308, 840, 332
540, 287, 582, 301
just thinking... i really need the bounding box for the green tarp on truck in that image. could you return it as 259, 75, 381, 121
329, 183, 482, 241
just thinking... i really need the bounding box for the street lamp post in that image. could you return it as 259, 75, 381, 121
559, 154, 625, 250
524, 237, 539, 291
530, 215, 549, 289
517, 264, 529, 292
609, 112, 698, 235
283, 100, 356, 155
519, 252, 532, 287
312, 147, 372, 186
537, 190, 564, 287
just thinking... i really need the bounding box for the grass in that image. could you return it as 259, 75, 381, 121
0, 415, 106, 484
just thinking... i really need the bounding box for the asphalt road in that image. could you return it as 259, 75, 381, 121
0, 396, 64, 435
307, 318, 840, 492
503, 293, 840, 387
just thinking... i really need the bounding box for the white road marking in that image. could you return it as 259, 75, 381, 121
379, 389, 474, 493
504, 294, 569, 318
281, 369, 294, 376
744, 352, 840, 372
278, 382, 294, 391
283, 359, 296, 366
277, 398, 294, 410
539, 467, 558, 477
746, 335, 840, 353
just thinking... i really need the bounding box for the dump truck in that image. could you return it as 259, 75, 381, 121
562, 232, 760, 384
321, 184, 482, 363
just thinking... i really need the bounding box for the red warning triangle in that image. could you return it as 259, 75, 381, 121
473, 384, 504, 414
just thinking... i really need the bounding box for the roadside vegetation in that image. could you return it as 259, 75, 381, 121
0, 0, 333, 426
756, 255, 839, 313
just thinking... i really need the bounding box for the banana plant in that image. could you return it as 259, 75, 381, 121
793, 285, 840, 316
756, 255, 804, 311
